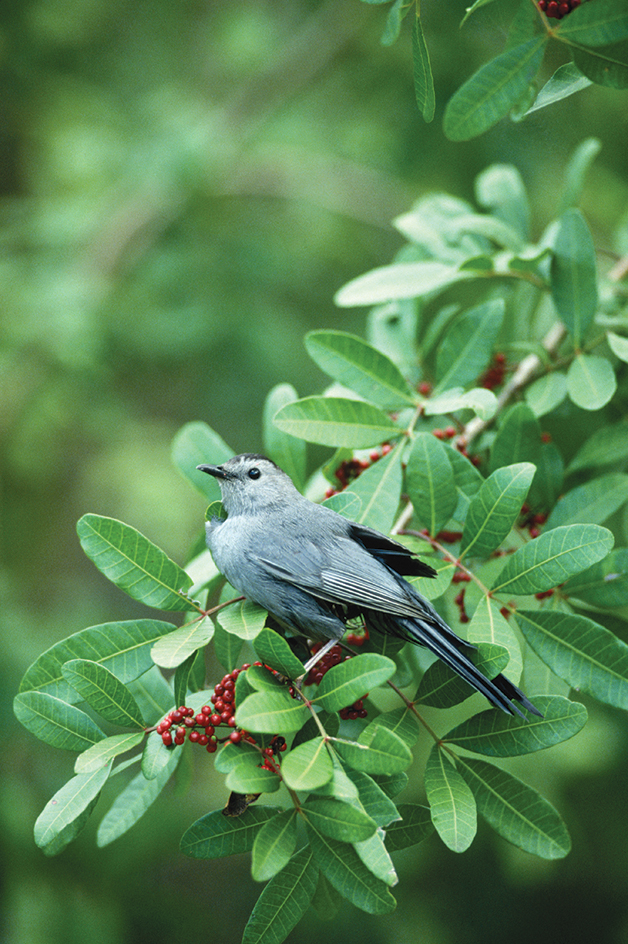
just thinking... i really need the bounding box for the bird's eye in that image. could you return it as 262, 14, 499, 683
248, 467, 261, 480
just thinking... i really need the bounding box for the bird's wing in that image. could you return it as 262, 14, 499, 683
348, 523, 437, 578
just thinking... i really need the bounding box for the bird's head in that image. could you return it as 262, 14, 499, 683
197, 453, 301, 515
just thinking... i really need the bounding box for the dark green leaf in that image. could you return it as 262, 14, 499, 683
406, 433, 457, 537
557, 0, 628, 47
253, 628, 305, 679
76, 515, 194, 611
173, 652, 195, 708
334, 725, 412, 775
251, 811, 299, 882
313, 654, 396, 713
264, 383, 307, 491
213, 621, 243, 672
97, 750, 180, 846
516, 609, 628, 710
61, 660, 145, 728
425, 746, 477, 852
306, 825, 396, 914
273, 397, 399, 448
381, 0, 411, 46
181, 807, 280, 859
550, 208, 598, 345
242, 846, 318, 944
417, 643, 510, 710
562, 548, 628, 607
14, 692, 105, 751
458, 757, 571, 858
572, 40, 628, 89
461, 462, 535, 560
444, 38, 547, 141
444, 695, 587, 756
304, 798, 378, 843
492, 523, 614, 595
558, 137, 602, 212
412, 13, 435, 122
344, 770, 401, 828
568, 421, 628, 474
489, 402, 541, 474
384, 804, 434, 851
435, 300, 505, 392
546, 473, 628, 529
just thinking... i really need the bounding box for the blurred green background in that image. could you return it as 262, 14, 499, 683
3, 1, 628, 942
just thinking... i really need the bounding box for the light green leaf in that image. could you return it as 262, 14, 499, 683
475, 163, 530, 240
334, 725, 413, 775
381, 0, 411, 46
304, 798, 378, 843
19, 619, 176, 704
491, 523, 613, 594
546, 473, 628, 529
236, 690, 310, 734
75, 731, 145, 773
96, 749, 180, 847
171, 421, 233, 500
524, 372, 568, 417
559, 137, 602, 213
467, 596, 523, 683
251, 811, 299, 882
76, 515, 195, 611
281, 737, 334, 791
344, 769, 401, 828
264, 383, 307, 491
444, 37, 547, 141
312, 654, 396, 713
423, 387, 498, 421
444, 695, 587, 756
353, 830, 398, 886
425, 746, 477, 852
273, 397, 399, 448
516, 609, 628, 710
342, 443, 403, 531
406, 433, 457, 536
151, 617, 214, 669
458, 756, 571, 858
334, 261, 474, 307
460, 463, 535, 560
242, 845, 318, 944
607, 330, 628, 363
253, 628, 305, 679
14, 692, 105, 751
61, 660, 145, 728
524, 62, 592, 116
566, 354, 616, 411
305, 330, 416, 410
217, 599, 268, 641
412, 12, 435, 122
306, 825, 396, 914
180, 807, 280, 859
550, 208, 598, 345
34, 763, 112, 854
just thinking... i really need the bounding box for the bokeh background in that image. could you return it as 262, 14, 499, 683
3, 1, 628, 942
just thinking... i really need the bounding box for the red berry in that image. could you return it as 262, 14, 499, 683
541, 431, 552, 443
229, 730, 243, 743
201, 705, 211, 714
161, 732, 173, 746
184, 716, 196, 727
204, 725, 215, 737
418, 381, 432, 396
228, 716, 237, 727
171, 710, 182, 723
381, 443, 392, 455
370, 450, 381, 462
206, 740, 217, 753
189, 730, 200, 742
500, 607, 510, 619
444, 426, 456, 439
529, 526, 541, 538
558, 1, 569, 13
546, 0, 559, 15
432, 428, 445, 439
210, 714, 222, 726
198, 734, 209, 746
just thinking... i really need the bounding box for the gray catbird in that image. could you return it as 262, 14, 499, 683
198, 453, 540, 718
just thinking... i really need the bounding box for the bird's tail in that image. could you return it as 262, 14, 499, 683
368, 609, 541, 719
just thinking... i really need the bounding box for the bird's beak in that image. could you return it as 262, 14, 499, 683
197, 464, 229, 479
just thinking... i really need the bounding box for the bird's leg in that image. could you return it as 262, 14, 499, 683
300, 637, 342, 677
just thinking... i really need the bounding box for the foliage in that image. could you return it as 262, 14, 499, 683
14, 141, 628, 942
371, 0, 628, 138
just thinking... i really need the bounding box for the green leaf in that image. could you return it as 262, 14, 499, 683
556, 0, 628, 47
281, 737, 334, 791
151, 617, 214, 669
310, 760, 361, 801
334, 261, 474, 307
373, 771, 409, 799
566, 354, 616, 411
13, 692, 105, 751
442, 443, 484, 520
417, 643, 510, 710
304, 798, 378, 843
607, 330, 628, 362
516, 609, 628, 710
572, 40, 628, 89
141, 730, 175, 780
305, 330, 416, 410
546, 473, 628, 529
559, 137, 602, 212
435, 300, 505, 393
253, 628, 305, 679
423, 387, 498, 422
217, 599, 268, 641
306, 825, 396, 914
226, 759, 281, 794
18, 619, 176, 704
273, 397, 399, 448
460, 463, 536, 560
214, 741, 259, 774
322, 491, 363, 519
562, 548, 628, 607
524, 62, 592, 116
524, 372, 568, 417
467, 596, 523, 683
263, 383, 307, 491
213, 621, 243, 672
489, 402, 541, 473
527, 441, 564, 511
457, 756, 571, 858
406, 433, 457, 537
381, 0, 411, 46
425, 746, 477, 853
180, 807, 280, 859
76, 515, 194, 611
171, 421, 233, 500
242, 845, 319, 944
568, 421, 628, 475
75, 731, 145, 773
129, 666, 174, 727
246, 664, 284, 693
61, 660, 145, 728
312, 654, 396, 713
443, 37, 547, 141
550, 208, 598, 346
342, 442, 403, 531
384, 803, 434, 851
412, 13, 435, 122
173, 652, 195, 708
34, 763, 112, 853
251, 811, 299, 882
492, 523, 614, 594
475, 163, 530, 240
96, 750, 180, 847
363, 706, 420, 748
334, 725, 412, 775
444, 695, 587, 756
236, 690, 310, 733
353, 830, 398, 886
344, 770, 401, 828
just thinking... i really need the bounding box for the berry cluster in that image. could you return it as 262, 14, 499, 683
520, 503, 548, 540
454, 587, 470, 624
479, 352, 508, 390
432, 425, 458, 441
325, 444, 393, 498
538, 0, 581, 18
303, 642, 369, 720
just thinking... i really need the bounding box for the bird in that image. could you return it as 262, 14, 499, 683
197, 453, 540, 718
